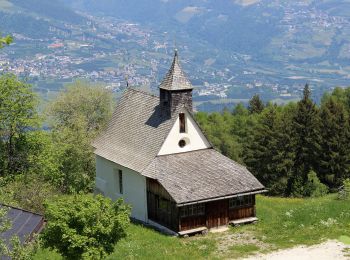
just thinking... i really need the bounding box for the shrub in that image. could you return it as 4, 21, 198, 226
0, 174, 59, 214
338, 178, 350, 200
42, 194, 130, 259
304, 171, 328, 197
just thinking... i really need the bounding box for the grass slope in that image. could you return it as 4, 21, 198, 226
34, 195, 350, 259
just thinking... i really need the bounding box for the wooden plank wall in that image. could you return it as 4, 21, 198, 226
206, 200, 229, 229
228, 206, 255, 220
146, 178, 179, 231
179, 195, 256, 231
146, 181, 257, 233
179, 215, 206, 231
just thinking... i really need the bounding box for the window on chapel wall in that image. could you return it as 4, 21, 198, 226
180, 204, 205, 218
179, 113, 186, 133
118, 170, 123, 194
229, 195, 253, 209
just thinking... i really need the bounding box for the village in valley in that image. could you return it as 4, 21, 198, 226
2, 0, 350, 109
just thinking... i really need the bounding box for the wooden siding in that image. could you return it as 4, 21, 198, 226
179, 195, 256, 232
146, 178, 179, 231
229, 206, 255, 220
179, 215, 206, 231
146, 179, 257, 232
206, 200, 229, 229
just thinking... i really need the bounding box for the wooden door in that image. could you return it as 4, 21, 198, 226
206, 200, 228, 228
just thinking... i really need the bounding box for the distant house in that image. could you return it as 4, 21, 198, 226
0, 205, 45, 245
93, 51, 266, 235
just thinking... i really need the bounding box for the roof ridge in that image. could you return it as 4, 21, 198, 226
0, 203, 43, 217
126, 87, 158, 98
155, 147, 213, 158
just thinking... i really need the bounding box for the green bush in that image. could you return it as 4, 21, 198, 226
304, 171, 328, 197
42, 194, 130, 259
338, 178, 350, 200
0, 174, 59, 214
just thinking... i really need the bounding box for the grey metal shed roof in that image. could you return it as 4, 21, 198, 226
142, 149, 265, 204
159, 50, 193, 91
0, 205, 44, 244
93, 88, 177, 172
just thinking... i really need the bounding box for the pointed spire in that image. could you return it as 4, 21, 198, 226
159, 50, 193, 91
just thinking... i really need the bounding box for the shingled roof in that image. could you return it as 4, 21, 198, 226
159, 50, 193, 91
93, 88, 177, 172
142, 149, 265, 205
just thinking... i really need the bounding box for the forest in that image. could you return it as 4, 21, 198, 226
196, 85, 350, 197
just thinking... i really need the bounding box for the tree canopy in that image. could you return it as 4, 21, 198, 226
0, 74, 39, 176
47, 80, 114, 193
42, 194, 130, 259
196, 85, 350, 197
0, 33, 13, 49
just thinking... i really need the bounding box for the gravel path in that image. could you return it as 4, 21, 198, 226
244, 240, 350, 260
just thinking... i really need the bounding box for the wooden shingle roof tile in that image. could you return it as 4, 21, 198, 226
159, 50, 193, 91
142, 149, 265, 204
93, 88, 176, 172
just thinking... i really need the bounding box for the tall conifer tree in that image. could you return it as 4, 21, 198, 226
288, 84, 321, 196
248, 94, 265, 114
319, 97, 350, 189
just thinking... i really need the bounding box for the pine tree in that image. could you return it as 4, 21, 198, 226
288, 84, 321, 196
319, 97, 350, 189
245, 106, 277, 184
248, 94, 265, 114
269, 104, 296, 195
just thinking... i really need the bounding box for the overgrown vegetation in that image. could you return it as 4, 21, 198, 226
42, 194, 130, 259
31, 195, 347, 260
46, 80, 113, 193
196, 84, 350, 197
0, 74, 116, 258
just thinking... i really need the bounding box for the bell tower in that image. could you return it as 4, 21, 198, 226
159, 50, 193, 117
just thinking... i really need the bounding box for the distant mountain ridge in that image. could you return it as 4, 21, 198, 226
61, 0, 350, 61
0, 0, 86, 38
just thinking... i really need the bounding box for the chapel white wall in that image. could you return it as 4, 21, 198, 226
158, 110, 211, 155
95, 155, 148, 222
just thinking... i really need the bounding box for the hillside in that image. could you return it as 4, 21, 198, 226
32, 195, 350, 259
62, 0, 350, 85
2, 0, 350, 110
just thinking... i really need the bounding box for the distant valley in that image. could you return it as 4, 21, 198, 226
1, 0, 350, 111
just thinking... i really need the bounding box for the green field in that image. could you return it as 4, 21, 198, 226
33, 194, 350, 259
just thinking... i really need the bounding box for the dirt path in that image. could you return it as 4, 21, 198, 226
244, 240, 350, 260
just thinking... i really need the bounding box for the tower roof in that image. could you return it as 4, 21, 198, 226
159, 50, 193, 91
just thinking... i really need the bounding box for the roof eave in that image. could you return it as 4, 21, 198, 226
176, 188, 268, 207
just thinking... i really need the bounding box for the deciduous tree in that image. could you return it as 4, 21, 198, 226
0, 33, 13, 49
0, 74, 39, 176
47, 80, 114, 193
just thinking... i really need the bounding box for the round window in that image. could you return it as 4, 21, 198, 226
178, 139, 186, 148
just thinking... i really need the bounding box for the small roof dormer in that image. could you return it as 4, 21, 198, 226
159, 50, 193, 117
